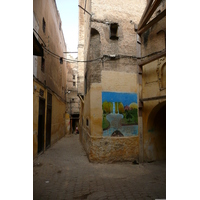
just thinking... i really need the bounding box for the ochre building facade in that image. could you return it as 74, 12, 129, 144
33, 0, 68, 158
78, 0, 166, 162
138, 0, 166, 162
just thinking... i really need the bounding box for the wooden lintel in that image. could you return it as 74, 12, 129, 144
140, 95, 166, 102
138, 50, 166, 67
138, 0, 153, 30
138, 0, 162, 30
137, 9, 166, 35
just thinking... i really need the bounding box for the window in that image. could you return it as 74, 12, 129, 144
73, 75, 75, 79
73, 82, 76, 86
43, 18, 46, 33
110, 23, 119, 40
86, 119, 89, 126
60, 57, 63, 64
41, 57, 45, 72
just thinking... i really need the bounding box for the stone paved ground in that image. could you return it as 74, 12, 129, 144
33, 134, 166, 200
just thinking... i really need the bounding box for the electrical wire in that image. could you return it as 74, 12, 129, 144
33, 28, 46, 47
33, 29, 165, 64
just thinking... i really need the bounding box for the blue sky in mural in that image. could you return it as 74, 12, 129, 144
102, 92, 137, 106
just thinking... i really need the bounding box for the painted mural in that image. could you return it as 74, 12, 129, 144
102, 92, 138, 137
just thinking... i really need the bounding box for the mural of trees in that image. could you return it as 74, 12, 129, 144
102, 101, 113, 114
118, 102, 124, 114
102, 114, 110, 130
102, 92, 138, 136
122, 106, 138, 125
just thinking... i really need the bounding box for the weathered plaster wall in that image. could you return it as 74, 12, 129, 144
33, 12, 39, 77
142, 57, 166, 99
33, 0, 67, 99
142, 58, 166, 161
51, 95, 66, 144
33, 81, 42, 157
142, 100, 166, 161
141, 2, 166, 57
140, 1, 166, 161
80, 70, 140, 162
78, 0, 147, 162
33, 79, 66, 158
33, 0, 67, 158
77, 0, 91, 95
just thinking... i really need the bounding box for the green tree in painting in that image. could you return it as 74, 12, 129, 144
108, 102, 113, 113
122, 108, 138, 124
118, 102, 124, 114
126, 111, 132, 122
102, 101, 111, 129
102, 101, 112, 114
130, 108, 138, 124
115, 102, 118, 113
102, 115, 110, 129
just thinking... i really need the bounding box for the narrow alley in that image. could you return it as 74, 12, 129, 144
33, 134, 166, 200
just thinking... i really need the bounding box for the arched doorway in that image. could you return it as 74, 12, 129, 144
145, 101, 166, 161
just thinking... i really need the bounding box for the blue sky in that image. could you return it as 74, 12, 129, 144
56, 0, 79, 58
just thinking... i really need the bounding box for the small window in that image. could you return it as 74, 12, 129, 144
60, 57, 63, 64
73, 82, 76, 86
73, 75, 75, 79
42, 18, 46, 33
86, 119, 89, 126
41, 57, 45, 72
59, 22, 61, 30
110, 23, 119, 40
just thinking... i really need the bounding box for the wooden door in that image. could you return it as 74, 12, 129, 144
38, 98, 45, 154
46, 93, 52, 148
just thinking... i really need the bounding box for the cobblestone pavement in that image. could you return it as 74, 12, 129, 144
33, 134, 166, 200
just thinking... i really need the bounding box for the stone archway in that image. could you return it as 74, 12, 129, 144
145, 101, 166, 161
